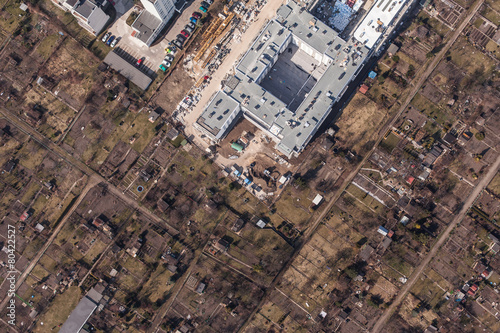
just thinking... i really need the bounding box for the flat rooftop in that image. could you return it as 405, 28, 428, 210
197, 1, 369, 157
59, 296, 98, 333
353, 0, 408, 48
196, 91, 240, 138
132, 10, 162, 44
103, 49, 154, 90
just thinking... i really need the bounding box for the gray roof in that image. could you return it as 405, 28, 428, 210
196, 3, 369, 157
59, 296, 98, 333
66, 0, 78, 8
87, 5, 109, 35
278, 1, 342, 58
74, 0, 95, 19
196, 91, 241, 138
132, 10, 162, 44
103, 50, 153, 90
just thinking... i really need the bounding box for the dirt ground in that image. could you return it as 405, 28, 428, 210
335, 93, 391, 155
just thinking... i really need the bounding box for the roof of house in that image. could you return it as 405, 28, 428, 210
359, 84, 369, 94
387, 43, 399, 55
232, 218, 245, 232
74, 0, 95, 18
195, 282, 206, 294
103, 50, 153, 90
359, 244, 374, 261
131, 10, 162, 44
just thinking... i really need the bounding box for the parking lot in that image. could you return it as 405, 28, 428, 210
104, 0, 209, 73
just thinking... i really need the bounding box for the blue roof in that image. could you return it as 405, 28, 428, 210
378, 226, 389, 233
244, 178, 251, 185
368, 71, 377, 79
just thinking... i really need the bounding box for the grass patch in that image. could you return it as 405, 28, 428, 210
380, 132, 401, 153
33, 286, 81, 333
448, 36, 496, 76
488, 172, 500, 197
36, 33, 61, 59
411, 93, 454, 127
481, 5, 500, 25
336, 93, 391, 155
20, 181, 41, 205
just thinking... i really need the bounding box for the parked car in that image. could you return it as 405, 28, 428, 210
184, 25, 194, 34
190, 17, 198, 24
159, 63, 169, 72
172, 40, 183, 49
177, 34, 186, 43
136, 57, 144, 66
205, 0, 213, 4
161, 59, 171, 67
165, 54, 174, 62
199, 6, 207, 13
201, 1, 210, 8
165, 47, 176, 55
106, 35, 115, 46
101, 32, 111, 43
180, 30, 190, 38
192, 12, 202, 19
186, 22, 196, 30
110, 37, 120, 47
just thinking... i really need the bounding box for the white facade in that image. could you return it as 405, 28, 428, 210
141, 0, 176, 21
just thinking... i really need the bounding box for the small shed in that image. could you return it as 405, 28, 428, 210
256, 219, 266, 228
195, 282, 206, 294
312, 194, 323, 206
231, 142, 243, 152
387, 43, 399, 56
368, 71, 377, 79
377, 226, 389, 236
358, 84, 369, 94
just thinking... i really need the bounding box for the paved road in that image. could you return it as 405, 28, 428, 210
0, 175, 99, 314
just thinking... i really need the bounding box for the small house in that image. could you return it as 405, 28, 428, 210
377, 226, 389, 236
358, 84, 369, 94
256, 219, 266, 228
148, 110, 161, 123
312, 194, 323, 206
232, 219, 245, 232
214, 238, 230, 252
195, 282, 206, 294
387, 43, 399, 56
321, 137, 334, 151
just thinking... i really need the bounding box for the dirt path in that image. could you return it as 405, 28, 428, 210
0, 108, 180, 235
0, 174, 99, 313
371, 1, 487, 331
372, 154, 499, 332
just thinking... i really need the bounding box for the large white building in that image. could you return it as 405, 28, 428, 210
132, 0, 177, 46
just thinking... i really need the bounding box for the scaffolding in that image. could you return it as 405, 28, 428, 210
193, 12, 235, 63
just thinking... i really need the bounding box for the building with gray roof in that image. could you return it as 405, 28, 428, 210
59, 288, 102, 333
195, 1, 369, 157
103, 49, 154, 90
132, 0, 177, 46
58, 0, 110, 36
